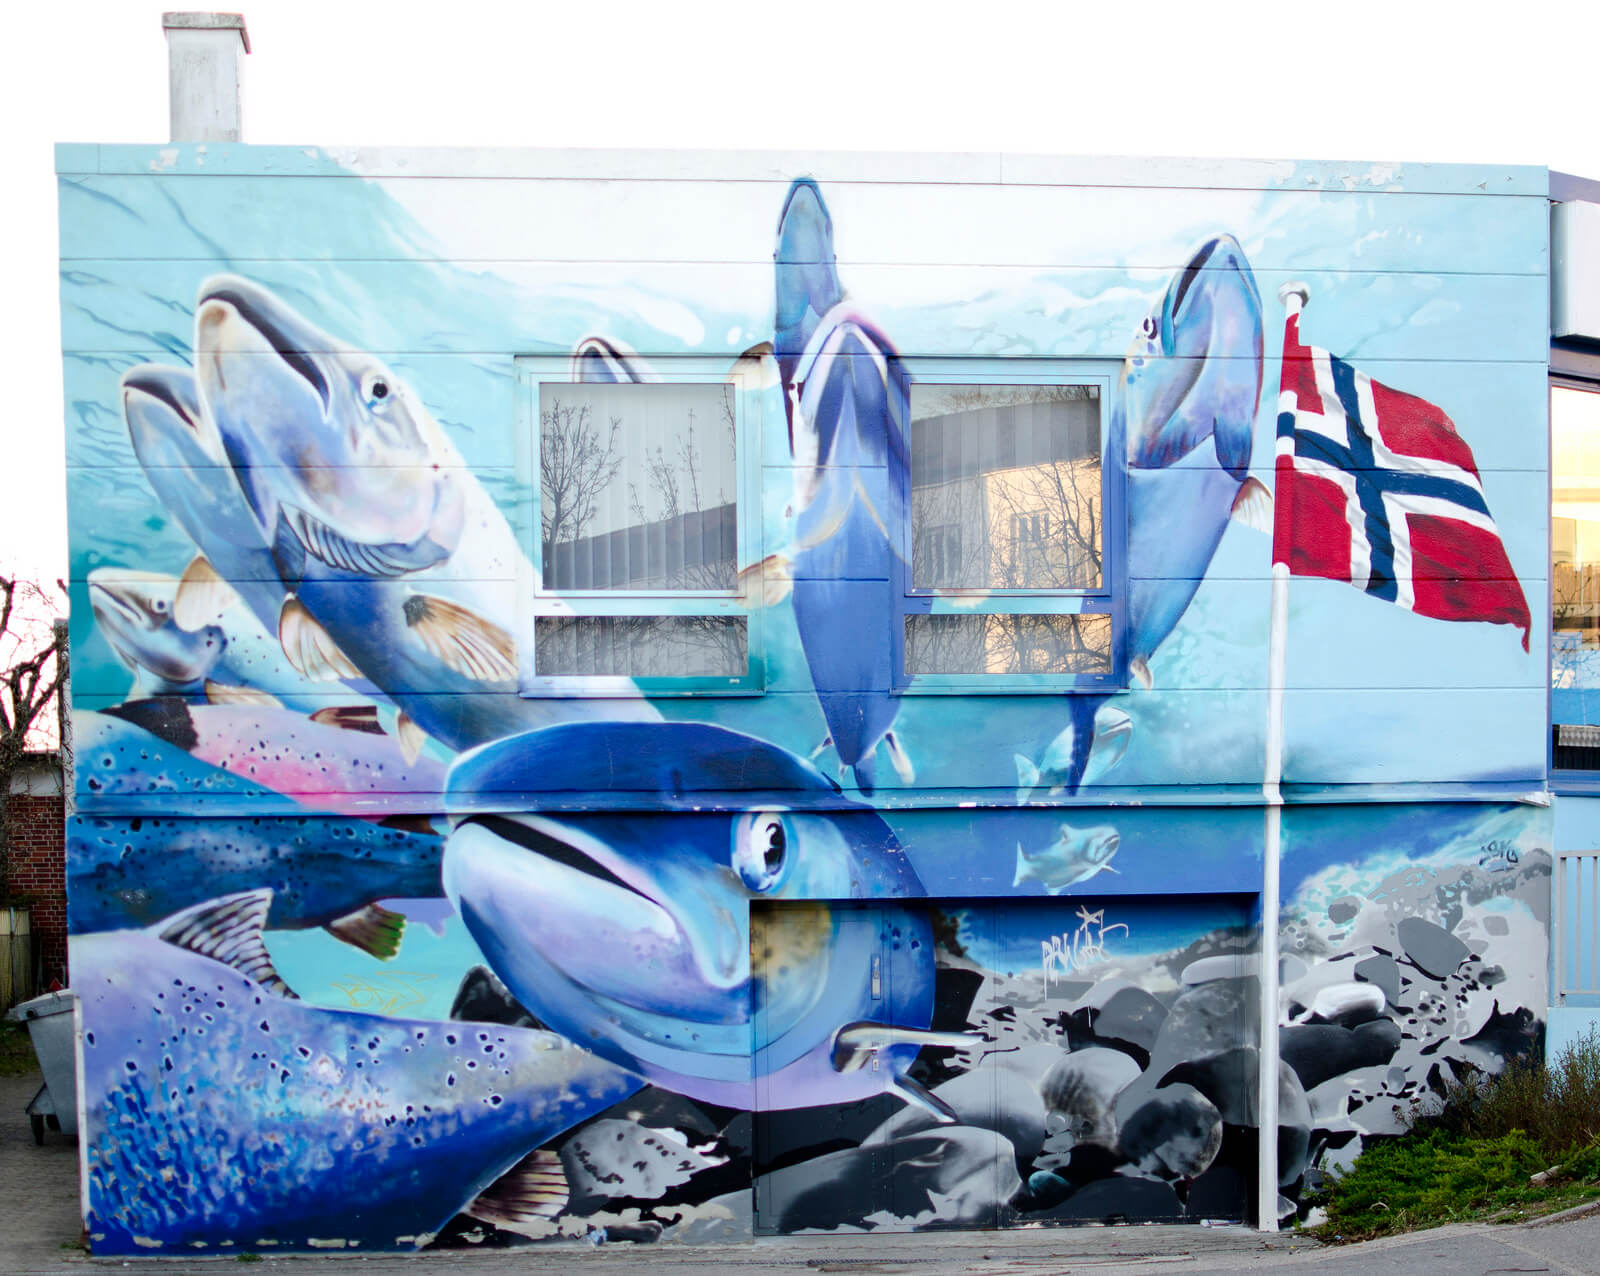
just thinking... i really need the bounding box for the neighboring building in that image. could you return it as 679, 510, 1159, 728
5, 752, 68, 994
58, 23, 1586, 1256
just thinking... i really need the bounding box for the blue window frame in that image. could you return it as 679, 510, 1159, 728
1552, 352, 1600, 779
891, 360, 1126, 694
515, 353, 765, 696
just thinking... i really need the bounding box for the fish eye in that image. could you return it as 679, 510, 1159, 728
361, 370, 393, 409
732, 812, 790, 893
1140, 315, 1159, 340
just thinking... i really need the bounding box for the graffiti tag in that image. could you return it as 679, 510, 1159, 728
329, 970, 439, 1017
1041, 905, 1129, 989
1478, 840, 1521, 873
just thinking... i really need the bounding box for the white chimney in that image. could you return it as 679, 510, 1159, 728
163, 12, 251, 143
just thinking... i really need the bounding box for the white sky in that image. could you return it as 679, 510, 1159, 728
5, 0, 1599, 595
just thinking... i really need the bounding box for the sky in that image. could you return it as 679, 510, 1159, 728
5, 0, 1599, 599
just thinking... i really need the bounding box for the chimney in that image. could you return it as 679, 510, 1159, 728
162, 12, 251, 143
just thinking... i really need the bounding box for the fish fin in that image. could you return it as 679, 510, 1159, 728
378, 812, 439, 836
157, 889, 296, 998
403, 593, 517, 683
890, 1073, 960, 1125
810, 735, 832, 761
204, 680, 283, 710
465, 1148, 570, 1226
280, 599, 360, 681
738, 554, 793, 607
831, 1021, 977, 1072
173, 555, 239, 629
884, 731, 915, 784
324, 903, 406, 961
309, 704, 385, 735
1014, 754, 1040, 793
1014, 842, 1031, 888
1230, 475, 1273, 533
395, 710, 427, 764
1130, 656, 1154, 690
451, 965, 543, 1029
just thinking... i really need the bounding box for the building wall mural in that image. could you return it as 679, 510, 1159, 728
58, 146, 1551, 1251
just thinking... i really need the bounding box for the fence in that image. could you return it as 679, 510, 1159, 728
1, 907, 36, 1012
1554, 849, 1600, 1002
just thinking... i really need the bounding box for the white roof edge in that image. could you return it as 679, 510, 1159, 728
55, 143, 1548, 196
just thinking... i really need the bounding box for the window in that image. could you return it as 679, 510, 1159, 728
895, 366, 1122, 690
1553, 372, 1600, 769
518, 357, 761, 695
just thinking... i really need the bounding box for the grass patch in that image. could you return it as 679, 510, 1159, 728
0, 1020, 39, 1077
1311, 1032, 1600, 1241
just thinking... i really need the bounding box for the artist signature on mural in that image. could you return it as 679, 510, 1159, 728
1478, 840, 1521, 873
330, 971, 439, 1016
1041, 905, 1129, 989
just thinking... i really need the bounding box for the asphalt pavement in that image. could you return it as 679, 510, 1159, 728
6, 1067, 1598, 1275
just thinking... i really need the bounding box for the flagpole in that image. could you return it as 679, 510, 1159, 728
1258, 280, 1307, 1233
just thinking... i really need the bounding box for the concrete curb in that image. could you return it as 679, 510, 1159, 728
1519, 1195, 1600, 1228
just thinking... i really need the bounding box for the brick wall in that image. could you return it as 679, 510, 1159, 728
5, 791, 67, 988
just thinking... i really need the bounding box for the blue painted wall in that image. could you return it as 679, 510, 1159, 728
59, 145, 1553, 1250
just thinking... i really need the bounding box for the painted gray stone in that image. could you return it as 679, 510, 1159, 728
1036, 1047, 1141, 1166
1397, 916, 1470, 979
1484, 915, 1510, 936
864, 1044, 1054, 1166
1180, 954, 1258, 985
761, 1126, 1019, 1231
1034, 1175, 1183, 1223
560, 1118, 727, 1201
1093, 986, 1168, 1053
1328, 896, 1361, 925
1280, 1020, 1401, 1091
1354, 954, 1401, 1006
1159, 1045, 1257, 1126
1278, 1062, 1312, 1188
1116, 1083, 1222, 1179
1146, 978, 1255, 1079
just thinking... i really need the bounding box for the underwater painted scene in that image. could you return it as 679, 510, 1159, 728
59, 147, 1550, 1249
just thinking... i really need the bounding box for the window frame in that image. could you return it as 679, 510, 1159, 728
889, 358, 1127, 695
1550, 349, 1600, 783
514, 353, 765, 697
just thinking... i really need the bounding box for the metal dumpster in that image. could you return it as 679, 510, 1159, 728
5, 989, 77, 1144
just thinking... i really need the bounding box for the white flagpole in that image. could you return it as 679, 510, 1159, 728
1258, 280, 1307, 1233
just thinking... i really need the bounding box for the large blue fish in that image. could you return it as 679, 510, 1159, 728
76, 890, 642, 1253
191, 277, 660, 751
71, 707, 444, 957
442, 721, 970, 1116
1048, 236, 1267, 794
774, 179, 914, 794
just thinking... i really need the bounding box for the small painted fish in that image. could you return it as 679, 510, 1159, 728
1013, 824, 1121, 893
75, 890, 643, 1253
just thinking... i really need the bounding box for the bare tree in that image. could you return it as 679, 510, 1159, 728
0, 575, 68, 903
539, 397, 624, 566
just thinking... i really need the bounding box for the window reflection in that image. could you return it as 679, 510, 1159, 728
1552, 383, 1600, 755
539, 382, 737, 592
909, 385, 1102, 592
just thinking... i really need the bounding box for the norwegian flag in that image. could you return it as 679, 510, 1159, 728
1272, 308, 1531, 650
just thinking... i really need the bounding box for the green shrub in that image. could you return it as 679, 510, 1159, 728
1316, 1032, 1600, 1239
